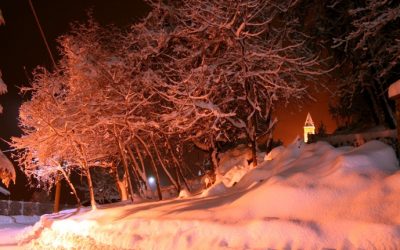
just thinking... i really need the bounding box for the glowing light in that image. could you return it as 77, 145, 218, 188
148, 176, 155, 185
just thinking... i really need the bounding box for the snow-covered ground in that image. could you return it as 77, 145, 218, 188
14, 140, 400, 249
0, 215, 39, 249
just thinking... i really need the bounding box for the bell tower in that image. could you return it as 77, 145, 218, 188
303, 112, 315, 143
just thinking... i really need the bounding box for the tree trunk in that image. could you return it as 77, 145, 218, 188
377, 78, 396, 128
251, 137, 257, 167
208, 142, 218, 185
249, 81, 258, 167
123, 147, 142, 198
134, 143, 146, 177
382, 94, 397, 128
85, 166, 97, 210
58, 166, 81, 207
166, 138, 190, 192
136, 135, 163, 200
117, 174, 128, 201
133, 143, 151, 194
395, 100, 400, 153
367, 86, 385, 125
53, 176, 61, 213
151, 136, 179, 192
210, 147, 218, 172
177, 166, 190, 191
126, 146, 147, 197
111, 163, 124, 201
117, 138, 135, 202
251, 112, 258, 167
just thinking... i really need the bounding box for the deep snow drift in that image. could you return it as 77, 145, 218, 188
18, 140, 400, 249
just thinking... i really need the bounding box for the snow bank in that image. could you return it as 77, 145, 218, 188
0, 215, 39, 249
20, 140, 400, 249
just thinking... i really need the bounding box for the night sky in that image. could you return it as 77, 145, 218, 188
0, 0, 336, 200
0, 0, 149, 200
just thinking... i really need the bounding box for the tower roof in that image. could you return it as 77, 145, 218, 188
304, 112, 314, 127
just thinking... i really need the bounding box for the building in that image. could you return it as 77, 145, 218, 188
303, 112, 315, 143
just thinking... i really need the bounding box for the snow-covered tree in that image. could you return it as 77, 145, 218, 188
138, 0, 326, 168
13, 20, 175, 206
330, 0, 400, 127
13, 1, 327, 207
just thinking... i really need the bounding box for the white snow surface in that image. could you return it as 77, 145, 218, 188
18, 140, 400, 249
0, 216, 39, 249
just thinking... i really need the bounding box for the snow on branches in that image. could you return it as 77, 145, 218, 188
140, 0, 326, 166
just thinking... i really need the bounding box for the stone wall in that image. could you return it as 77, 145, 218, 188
0, 200, 71, 216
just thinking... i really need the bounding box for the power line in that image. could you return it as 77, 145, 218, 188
28, 0, 57, 68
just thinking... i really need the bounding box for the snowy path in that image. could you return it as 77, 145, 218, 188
0, 216, 39, 249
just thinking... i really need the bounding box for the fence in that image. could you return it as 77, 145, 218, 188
0, 200, 71, 216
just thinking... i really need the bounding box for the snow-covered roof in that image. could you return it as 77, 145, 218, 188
0, 186, 9, 195
304, 112, 314, 127
0, 150, 15, 188
388, 79, 400, 99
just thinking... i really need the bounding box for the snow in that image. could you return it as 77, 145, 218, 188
388, 79, 400, 98
0, 186, 9, 196
14, 140, 400, 248
0, 216, 39, 249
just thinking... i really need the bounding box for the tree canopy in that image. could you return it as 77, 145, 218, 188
13, 0, 330, 208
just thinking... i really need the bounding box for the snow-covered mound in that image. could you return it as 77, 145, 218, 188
20, 140, 400, 249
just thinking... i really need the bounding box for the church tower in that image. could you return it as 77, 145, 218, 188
303, 112, 315, 143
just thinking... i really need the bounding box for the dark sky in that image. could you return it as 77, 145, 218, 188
0, 0, 149, 200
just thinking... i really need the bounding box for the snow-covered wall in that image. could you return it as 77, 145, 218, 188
310, 129, 397, 150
